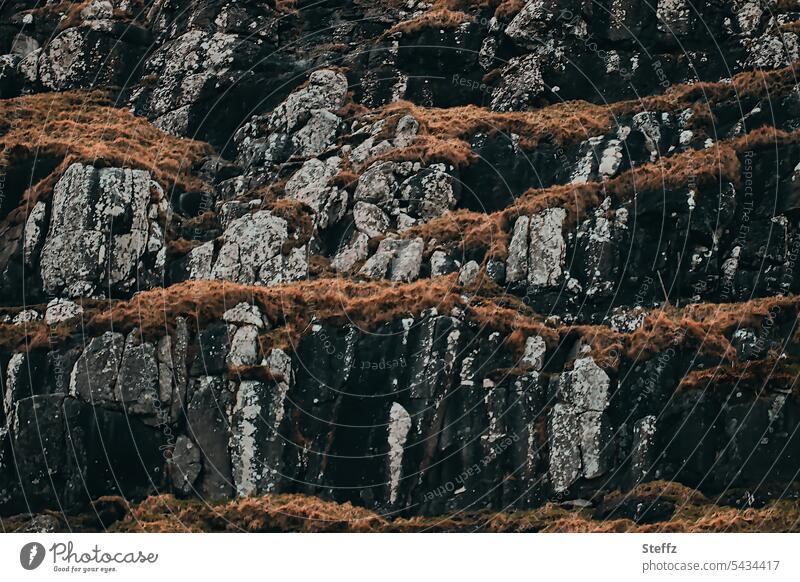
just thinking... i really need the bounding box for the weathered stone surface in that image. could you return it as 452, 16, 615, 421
528, 208, 567, 288
549, 355, 612, 492
39, 163, 163, 297
354, 161, 398, 207
353, 201, 390, 238
23, 200, 47, 267
360, 237, 424, 282
223, 303, 265, 328
227, 325, 260, 368
69, 332, 125, 406
332, 232, 369, 273
506, 216, 530, 284
285, 157, 345, 229
430, 250, 456, 277
186, 376, 233, 500
490, 54, 545, 112
631, 415, 658, 484
386, 402, 411, 505
521, 336, 546, 370
116, 334, 160, 418
269, 69, 348, 134
457, 260, 480, 286
44, 298, 83, 326
3, 0, 800, 525
398, 164, 458, 222
168, 435, 202, 496
211, 211, 288, 284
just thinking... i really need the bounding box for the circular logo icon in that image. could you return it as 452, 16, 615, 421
20, 542, 46, 570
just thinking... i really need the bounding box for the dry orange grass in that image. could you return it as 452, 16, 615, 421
101, 483, 800, 532
612, 61, 800, 118
401, 124, 800, 262
374, 134, 479, 167
494, 0, 526, 20
399, 139, 742, 261
2, 269, 794, 371
359, 60, 799, 171
378, 99, 613, 150
0, 91, 212, 227
385, 8, 475, 36
113, 493, 387, 533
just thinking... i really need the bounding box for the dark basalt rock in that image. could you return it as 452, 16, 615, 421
1, 0, 799, 526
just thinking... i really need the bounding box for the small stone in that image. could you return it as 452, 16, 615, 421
521, 336, 546, 371
458, 260, 480, 286
227, 325, 260, 367
223, 303, 265, 328
45, 298, 83, 326
12, 309, 40, 325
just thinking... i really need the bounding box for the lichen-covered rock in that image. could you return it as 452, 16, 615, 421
223, 303, 266, 328
490, 53, 546, 112
353, 201, 390, 238
29, 24, 144, 91
332, 232, 370, 273
506, 208, 567, 289
69, 332, 125, 406
457, 260, 480, 286
354, 161, 398, 208
269, 69, 348, 134
168, 435, 202, 496
186, 376, 233, 500
39, 163, 165, 297
210, 211, 289, 284
360, 237, 424, 282
44, 298, 83, 326
549, 356, 612, 492
285, 157, 346, 229
3, 0, 800, 528
116, 334, 160, 419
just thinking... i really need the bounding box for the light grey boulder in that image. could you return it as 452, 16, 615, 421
353, 201, 391, 237
223, 303, 265, 328
285, 157, 346, 229
521, 336, 546, 370
39, 163, 164, 297
211, 211, 288, 284
430, 250, 457, 277
44, 299, 83, 326
457, 260, 480, 286
227, 325, 260, 368
359, 237, 424, 282
548, 356, 612, 492
291, 109, 341, 157
168, 435, 202, 496
269, 69, 348, 133
354, 161, 398, 208
332, 232, 369, 273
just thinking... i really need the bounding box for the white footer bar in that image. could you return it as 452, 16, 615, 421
1, 533, 798, 580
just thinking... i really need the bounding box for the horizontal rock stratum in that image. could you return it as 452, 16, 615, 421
1, 0, 800, 531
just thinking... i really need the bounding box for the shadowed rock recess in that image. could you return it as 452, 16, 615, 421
1, 0, 800, 532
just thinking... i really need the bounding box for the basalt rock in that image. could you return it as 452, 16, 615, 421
1, 0, 800, 528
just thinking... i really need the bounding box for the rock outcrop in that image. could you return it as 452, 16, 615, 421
1, 0, 800, 530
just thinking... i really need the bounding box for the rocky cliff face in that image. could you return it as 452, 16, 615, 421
1, 0, 800, 531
